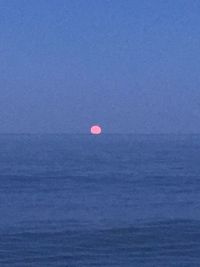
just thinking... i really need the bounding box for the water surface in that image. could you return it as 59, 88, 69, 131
0, 134, 199, 266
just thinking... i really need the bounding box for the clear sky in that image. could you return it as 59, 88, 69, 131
1, 0, 200, 133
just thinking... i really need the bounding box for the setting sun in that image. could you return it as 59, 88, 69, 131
90, 125, 102, 135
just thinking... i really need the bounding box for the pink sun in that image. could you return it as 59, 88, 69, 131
90, 125, 102, 135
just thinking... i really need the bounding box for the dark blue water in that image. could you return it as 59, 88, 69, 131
0, 134, 199, 266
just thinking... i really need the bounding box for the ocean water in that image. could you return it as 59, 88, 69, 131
0, 134, 199, 266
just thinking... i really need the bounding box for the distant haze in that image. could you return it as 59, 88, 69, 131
1, 0, 200, 133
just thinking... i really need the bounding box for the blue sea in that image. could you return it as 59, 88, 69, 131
0, 134, 199, 266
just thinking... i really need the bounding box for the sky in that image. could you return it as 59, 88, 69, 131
1, 0, 200, 134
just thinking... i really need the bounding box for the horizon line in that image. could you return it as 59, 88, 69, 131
0, 132, 200, 135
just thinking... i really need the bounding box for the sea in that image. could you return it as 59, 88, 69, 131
0, 134, 199, 266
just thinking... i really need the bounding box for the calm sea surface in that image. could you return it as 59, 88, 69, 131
0, 134, 199, 266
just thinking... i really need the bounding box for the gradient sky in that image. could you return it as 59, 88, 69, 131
1, 0, 200, 133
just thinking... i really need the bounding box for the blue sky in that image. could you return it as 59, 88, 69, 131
1, 0, 200, 133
